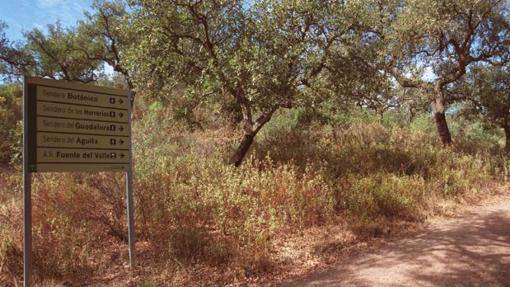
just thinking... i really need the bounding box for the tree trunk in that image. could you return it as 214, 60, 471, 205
409, 107, 416, 124
432, 83, 452, 146
228, 107, 276, 167
504, 124, 510, 153
434, 112, 452, 146
229, 133, 255, 167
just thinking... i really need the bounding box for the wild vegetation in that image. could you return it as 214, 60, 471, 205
1, 0, 510, 286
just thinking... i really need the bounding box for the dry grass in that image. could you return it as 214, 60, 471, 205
1, 109, 509, 286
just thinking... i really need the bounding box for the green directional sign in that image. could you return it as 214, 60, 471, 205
25, 77, 131, 172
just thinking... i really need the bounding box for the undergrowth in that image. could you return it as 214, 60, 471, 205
0, 107, 509, 285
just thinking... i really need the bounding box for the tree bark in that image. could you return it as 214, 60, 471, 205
434, 112, 452, 146
228, 107, 277, 167
229, 133, 256, 167
504, 124, 510, 153
432, 83, 452, 146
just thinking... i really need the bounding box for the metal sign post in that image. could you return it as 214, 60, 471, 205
126, 91, 136, 267
23, 76, 32, 287
22, 77, 135, 286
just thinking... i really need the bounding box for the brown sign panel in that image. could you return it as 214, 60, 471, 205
37, 117, 129, 136
37, 102, 128, 123
37, 148, 129, 163
37, 132, 129, 149
25, 77, 131, 172
37, 86, 129, 109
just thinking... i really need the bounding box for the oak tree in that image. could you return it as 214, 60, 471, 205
387, 0, 509, 145
128, 0, 346, 166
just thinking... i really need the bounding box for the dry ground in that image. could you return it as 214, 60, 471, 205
280, 189, 510, 287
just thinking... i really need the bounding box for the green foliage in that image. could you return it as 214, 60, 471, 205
0, 84, 21, 164
258, 108, 305, 141
457, 63, 510, 132
127, 0, 372, 165
410, 113, 436, 135
79, 0, 134, 88
0, 21, 33, 78
25, 22, 103, 82
390, 0, 509, 70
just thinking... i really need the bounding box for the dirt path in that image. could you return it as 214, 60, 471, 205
280, 196, 510, 287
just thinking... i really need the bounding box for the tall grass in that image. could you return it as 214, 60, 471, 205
1, 107, 509, 285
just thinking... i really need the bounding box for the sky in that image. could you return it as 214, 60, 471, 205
0, 0, 94, 42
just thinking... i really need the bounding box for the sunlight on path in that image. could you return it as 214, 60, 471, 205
282, 198, 510, 287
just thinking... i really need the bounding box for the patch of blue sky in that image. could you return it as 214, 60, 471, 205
0, 0, 117, 81
0, 0, 93, 42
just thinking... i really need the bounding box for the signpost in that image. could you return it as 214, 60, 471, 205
22, 77, 136, 287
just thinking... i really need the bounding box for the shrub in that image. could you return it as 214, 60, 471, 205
134, 152, 335, 264
344, 173, 425, 220
0, 84, 22, 164
0, 106, 508, 285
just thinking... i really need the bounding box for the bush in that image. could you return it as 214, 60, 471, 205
0, 84, 22, 164
0, 106, 508, 285
344, 173, 425, 220
134, 152, 335, 263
